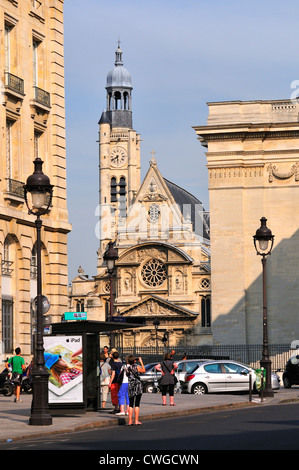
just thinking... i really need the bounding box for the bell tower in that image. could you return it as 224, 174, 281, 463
98, 43, 141, 266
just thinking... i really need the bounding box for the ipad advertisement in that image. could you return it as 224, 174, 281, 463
43, 336, 83, 404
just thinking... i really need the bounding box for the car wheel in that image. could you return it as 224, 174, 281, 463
191, 383, 208, 395
144, 383, 156, 393
2, 383, 14, 397
283, 376, 292, 388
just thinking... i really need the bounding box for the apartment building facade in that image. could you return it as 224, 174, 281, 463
0, 0, 71, 362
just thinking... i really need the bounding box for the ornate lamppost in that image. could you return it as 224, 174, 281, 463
103, 241, 118, 348
24, 158, 53, 425
253, 217, 275, 397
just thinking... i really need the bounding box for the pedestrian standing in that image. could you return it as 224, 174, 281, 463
102, 346, 109, 361
109, 351, 122, 413
126, 355, 145, 425
100, 352, 111, 408
115, 359, 130, 416
6, 347, 26, 403
155, 353, 178, 406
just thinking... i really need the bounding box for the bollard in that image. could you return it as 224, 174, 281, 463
260, 367, 264, 402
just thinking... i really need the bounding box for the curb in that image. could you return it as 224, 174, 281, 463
0, 400, 258, 444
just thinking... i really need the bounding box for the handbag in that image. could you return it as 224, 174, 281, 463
116, 367, 124, 385
12, 372, 22, 384
11, 358, 22, 384
162, 361, 178, 384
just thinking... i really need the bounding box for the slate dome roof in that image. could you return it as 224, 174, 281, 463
106, 46, 132, 89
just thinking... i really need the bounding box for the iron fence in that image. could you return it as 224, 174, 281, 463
114, 344, 296, 372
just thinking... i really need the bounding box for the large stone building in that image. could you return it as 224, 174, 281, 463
70, 44, 211, 348
0, 0, 71, 362
194, 99, 299, 345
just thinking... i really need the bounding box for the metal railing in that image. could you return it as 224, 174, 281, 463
5, 72, 24, 95
113, 344, 294, 372
33, 86, 50, 107
5, 178, 25, 199
1, 260, 14, 276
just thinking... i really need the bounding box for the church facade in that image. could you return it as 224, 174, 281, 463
70, 45, 211, 348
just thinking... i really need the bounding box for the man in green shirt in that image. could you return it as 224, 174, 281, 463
6, 347, 26, 403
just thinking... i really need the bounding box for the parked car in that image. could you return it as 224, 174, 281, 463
282, 355, 299, 388
175, 359, 212, 382
183, 360, 280, 394
140, 359, 213, 393
139, 363, 162, 393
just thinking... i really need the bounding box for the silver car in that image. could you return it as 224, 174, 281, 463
174, 359, 213, 393
175, 359, 212, 383
183, 360, 280, 394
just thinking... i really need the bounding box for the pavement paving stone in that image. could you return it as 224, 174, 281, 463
1, 387, 299, 444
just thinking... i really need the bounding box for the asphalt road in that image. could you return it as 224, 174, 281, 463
3, 402, 299, 452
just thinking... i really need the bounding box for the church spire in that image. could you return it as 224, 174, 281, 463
105, 42, 133, 129
115, 39, 123, 66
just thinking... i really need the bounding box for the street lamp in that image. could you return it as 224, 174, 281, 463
103, 241, 118, 347
153, 317, 160, 355
24, 158, 53, 425
253, 217, 275, 397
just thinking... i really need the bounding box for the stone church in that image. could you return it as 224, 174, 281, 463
69, 44, 211, 348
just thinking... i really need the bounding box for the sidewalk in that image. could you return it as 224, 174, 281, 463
1, 387, 299, 444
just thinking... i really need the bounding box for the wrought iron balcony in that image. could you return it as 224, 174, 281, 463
5, 72, 24, 95
5, 178, 25, 199
33, 86, 51, 108
1, 260, 14, 277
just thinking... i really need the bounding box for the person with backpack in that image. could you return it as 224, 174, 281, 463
109, 351, 122, 413
115, 358, 130, 416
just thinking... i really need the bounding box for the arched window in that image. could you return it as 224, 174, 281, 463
123, 92, 128, 110
114, 91, 122, 110
119, 177, 127, 218
119, 177, 126, 196
110, 177, 117, 202
2, 236, 14, 352
2, 238, 13, 276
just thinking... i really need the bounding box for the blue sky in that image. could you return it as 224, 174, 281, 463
64, 0, 299, 280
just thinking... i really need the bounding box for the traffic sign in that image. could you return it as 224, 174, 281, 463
62, 312, 87, 321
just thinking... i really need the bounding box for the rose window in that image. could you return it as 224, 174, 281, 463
200, 278, 210, 290
141, 258, 167, 287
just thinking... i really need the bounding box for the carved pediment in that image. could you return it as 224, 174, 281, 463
120, 295, 197, 319
139, 177, 168, 203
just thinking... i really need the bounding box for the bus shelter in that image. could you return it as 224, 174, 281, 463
44, 319, 144, 414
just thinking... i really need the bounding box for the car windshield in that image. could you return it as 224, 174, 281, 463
144, 364, 156, 371
223, 363, 249, 374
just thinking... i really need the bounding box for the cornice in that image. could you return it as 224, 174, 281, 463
201, 130, 299, 143
206, 149, 299, 157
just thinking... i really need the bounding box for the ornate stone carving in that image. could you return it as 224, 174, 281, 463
137, 247, 167, 262
267, 163, 299, 182
139, 178, 167, 202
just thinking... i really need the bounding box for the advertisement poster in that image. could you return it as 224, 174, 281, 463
43, 335, 83, 404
